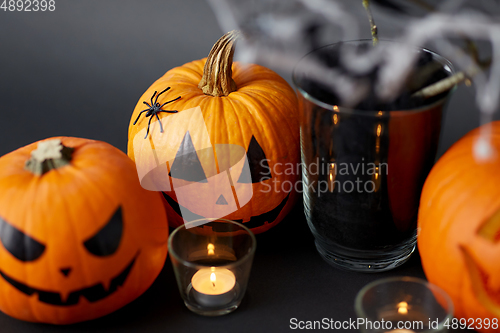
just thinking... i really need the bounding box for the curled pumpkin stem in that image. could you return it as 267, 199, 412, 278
198, 30, 240, 97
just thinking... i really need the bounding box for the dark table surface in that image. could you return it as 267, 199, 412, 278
0, 1, 497, 332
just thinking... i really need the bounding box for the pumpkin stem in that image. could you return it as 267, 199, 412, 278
198, 30, 240, 97
25, 139, 74, 176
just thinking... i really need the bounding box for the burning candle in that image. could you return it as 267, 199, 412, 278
191, 267, 236, 307
169, 219, 255, 316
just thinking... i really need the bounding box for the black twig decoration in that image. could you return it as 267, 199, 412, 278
133, 87, 181, 139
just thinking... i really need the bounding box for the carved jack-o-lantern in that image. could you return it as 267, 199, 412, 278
418, 121, 500, 332
128, 31, 300, 234
0, 138, 168, 324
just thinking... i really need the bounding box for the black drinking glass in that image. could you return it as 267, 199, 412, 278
293, 40, 456, 272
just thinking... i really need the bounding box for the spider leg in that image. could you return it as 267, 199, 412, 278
155, 87, 171, 103
158, 110, 179, 114
143, 101, 152, 108
155, 113, 164, 133
133, 109, 150, 125
154, 87, 172, 106
144, 115, 154, 139
150, 91, 157, 106
159, 96, 181, 108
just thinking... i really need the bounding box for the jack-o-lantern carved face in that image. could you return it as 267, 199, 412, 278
0, 138, 168, 324
131, 104, 298, 234
418, 121, 500, 333
0, 207, 134, 307
128, 32, 300, 234
162, 132, 292, 230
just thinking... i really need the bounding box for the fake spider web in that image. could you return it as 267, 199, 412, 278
208, 0, 500, 160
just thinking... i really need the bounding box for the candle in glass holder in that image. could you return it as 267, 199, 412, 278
169, 219, 256, 316
355, 277, 453, 333
191, 267, 236, 307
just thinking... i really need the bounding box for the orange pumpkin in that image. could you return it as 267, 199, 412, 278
418, 121, 500, 332
127, 31, 300, 234
0, 137, 168, 324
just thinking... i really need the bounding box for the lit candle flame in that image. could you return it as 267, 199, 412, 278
377, 124, 382, 137
397, 301, 408, 314
210, 272, 216, 288
207, 243, 215, 255
333, 105, 339, 112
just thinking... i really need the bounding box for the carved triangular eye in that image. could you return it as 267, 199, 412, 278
238, 136, 272, 183
84, 207, 123, 257
0, 215, 45, 262
169, 132, 208, 183
477, 208, 500, 243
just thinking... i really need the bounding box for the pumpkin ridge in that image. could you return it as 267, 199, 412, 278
237, 90, 294, 144
221, 98, 260, 212
225, 94, 250, 149
160, 70, 202, 86
436, 175, 487, 239
236, 76, 291, 90
231, 62, 287, 86
245, 88, 299, 146
231, 92, 288, 166
209, 97, 224, 153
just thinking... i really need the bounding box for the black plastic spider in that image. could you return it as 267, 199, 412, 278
133, 87, 181, 139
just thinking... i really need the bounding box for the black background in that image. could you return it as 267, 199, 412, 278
0, 1, 497, 332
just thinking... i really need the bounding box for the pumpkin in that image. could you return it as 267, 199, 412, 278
0, 137, 168, 324
418, 121, 500, 332
127, 31, 300, 234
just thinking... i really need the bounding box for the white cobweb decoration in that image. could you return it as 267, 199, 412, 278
207, 0, 500, 161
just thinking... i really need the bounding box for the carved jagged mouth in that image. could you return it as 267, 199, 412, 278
460, 246, 500, 317
162, 192, 290, 230
0, 253, 138, 306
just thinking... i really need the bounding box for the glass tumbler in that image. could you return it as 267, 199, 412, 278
168, 219, 256, 316
293, 40, 456, 272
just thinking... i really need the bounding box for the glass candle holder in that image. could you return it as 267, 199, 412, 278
355, 277, 454, 333
168, 219, 256, 316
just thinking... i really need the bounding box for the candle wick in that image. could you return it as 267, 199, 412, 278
212, 282, 216, 288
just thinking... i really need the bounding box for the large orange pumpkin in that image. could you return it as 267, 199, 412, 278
418, 121, 500, 332
127, 31, 300, 234
0, 137, 168, 324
